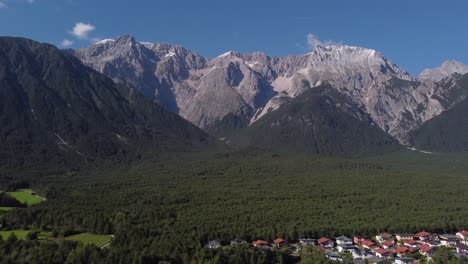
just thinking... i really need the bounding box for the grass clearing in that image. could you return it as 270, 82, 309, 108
0, 230, 31, 240
6, 190, 45, 206
0, 229, 53, 240
0, 206, 13, 212
65, 233, 112, 247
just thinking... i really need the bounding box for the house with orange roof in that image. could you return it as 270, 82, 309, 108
414, 231, 433, 241
419, 244, 435, 256
252, 240, 268, 247
318, 237, 334, 249
403, 239, 419, 248
273, 238, 288, 248
456, 231, 468, 245
354, 236, 366, 245
362, 239, 378, 250
392, 246, 413, 257
381, 240, 395, 250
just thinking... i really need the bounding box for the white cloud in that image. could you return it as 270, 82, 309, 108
306, 33, 338, 50
69, 22, 96, 40
0, 2, 7, 8
61, 39, 74, 47
306, 33, 322, 50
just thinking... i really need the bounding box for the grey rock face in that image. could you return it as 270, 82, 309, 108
72, 36, 465, 143
419, 61, 468, 82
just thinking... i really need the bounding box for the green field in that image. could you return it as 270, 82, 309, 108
6, 189, 45, 206
65, 233, 113, 247
0, 230, 31, 240
0, 207, 13, 212
0, 207, 13, 217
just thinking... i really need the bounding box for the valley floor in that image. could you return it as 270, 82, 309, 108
0, 149, 467, 263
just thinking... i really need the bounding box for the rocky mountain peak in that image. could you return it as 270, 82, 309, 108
71, 36, 464, 144
419, 60, 468, 82
115, 34, 136, 45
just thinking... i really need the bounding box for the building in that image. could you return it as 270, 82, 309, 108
421, 239, 440, 247
456, 243, 468, 257
354, 236, 366, 245
205, 240, 222, 249
318, 237, 334, 249
419, 244, 435, 257
381, 240, 395, 250
394, 257, 419, 264
362, 240, 378, 250
392, 246, 413, 257
337, 244, 357, 253
414, 231, 433, 241
299, 238, 316, 246
252, 240, 268, 247
374, 248, 393, 259
273, 238, 288, 248
352, 248, 374, 260
395, 233, 414, 241
326, 251, 343, 262
403, 239, 419, 248
438, 234, 458, 247
230, 239, 247, 245
367, 256, 388, 264
456, 231, 468, 245
376, 233, 394, 243
336, 235, 353, 246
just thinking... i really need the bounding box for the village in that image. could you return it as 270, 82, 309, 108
204, 230, 468, 263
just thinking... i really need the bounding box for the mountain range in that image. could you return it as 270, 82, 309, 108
0, 37, 213, 170
1, 35, 467, 169
70, 35, 468, 148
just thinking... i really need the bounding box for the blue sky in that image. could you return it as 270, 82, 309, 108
0, 0, 467, 75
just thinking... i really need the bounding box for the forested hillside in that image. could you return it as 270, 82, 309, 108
1, 150, 467, 263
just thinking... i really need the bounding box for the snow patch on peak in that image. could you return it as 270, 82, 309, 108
95, 39, 115, 45
218, 51, 234, 58
139, 41, 155, 47
164, 51, 176, 58
247, 61, 259, 68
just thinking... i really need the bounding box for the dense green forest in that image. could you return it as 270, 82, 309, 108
0, 149, 467, 263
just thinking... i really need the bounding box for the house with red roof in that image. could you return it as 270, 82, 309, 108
392, 246, 413, 257
317, 237, 334, 249
362, 240, 378, 250
421, 239, 440, 247
456, 231, 468, 245
252, 240, 268, 247
419, 244, 435, 256
403, 239, 419, 248
374, 248, 393, 259
414, 231, 433, 241
381, 240, 395, 250
273, 238, 288, 248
